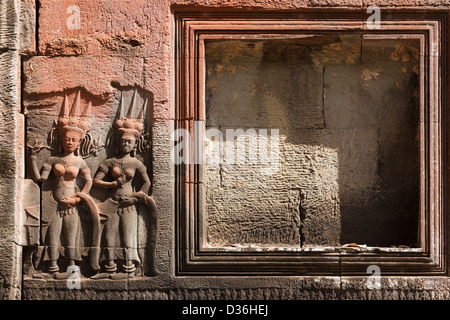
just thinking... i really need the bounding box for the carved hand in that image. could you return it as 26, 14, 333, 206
28, 140, 45, 161
29, 152, 37, 162
133, 191, 148, 203
118, 195, 138, 206
28, 145, 39, 161
113, 174, 127, 188
60, 196, 79, 207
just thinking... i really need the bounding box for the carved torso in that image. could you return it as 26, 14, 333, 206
98, 156, 146, 200
44, 154, 88, 202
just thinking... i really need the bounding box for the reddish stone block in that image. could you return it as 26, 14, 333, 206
144, 57, 173, 120
36, 1, 174, 119
171, 0, 362, 10
37, 0, 168, 57
23, 56, 144, 96
19, 0, 36, 55
22, 56, 174, 119
362, 0, 450, 8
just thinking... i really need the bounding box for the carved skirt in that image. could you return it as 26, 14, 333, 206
43, 208, 82, 262
101, 199, 141, 265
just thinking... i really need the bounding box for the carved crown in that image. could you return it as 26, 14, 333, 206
113, 89, 146, 138
58, 90, 92, 138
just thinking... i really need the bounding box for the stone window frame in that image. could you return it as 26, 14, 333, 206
175, 11, 448, 276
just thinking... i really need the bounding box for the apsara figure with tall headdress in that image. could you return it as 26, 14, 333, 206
92, 89, 157, 279
29, 90, 103, 277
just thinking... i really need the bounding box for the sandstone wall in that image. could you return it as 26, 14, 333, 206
0, 0, 449, 300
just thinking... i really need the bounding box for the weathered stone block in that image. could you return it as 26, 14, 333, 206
0, 0, 20, 51
23, 56, 144, 97
0, 0, 24, 300
19, 0, 36, 55
20, 179, 40, 246
37, 0, 164, 57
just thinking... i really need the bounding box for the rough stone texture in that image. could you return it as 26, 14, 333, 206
21, 275, 342, 300
23, 56, 145, 97
362, 0, 450, 8
19, 179, 40, 246
18, 0, 35, 55
149, 119, 174, 275
36, 0, 173, 120
0, 0, 450, 301
37, 0, 156, 56
171, 0, 362, 10
22, 276, 450, 300
204, 37, 419, 248
0, 0, 27, 300
340, 277, 450, 300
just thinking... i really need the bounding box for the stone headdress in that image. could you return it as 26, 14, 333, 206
49, 90, 96, 157
58, 90, 92, 139
111, 89, 149, 155
113, 89, 146, 138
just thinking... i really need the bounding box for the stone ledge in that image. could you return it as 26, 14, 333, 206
21, 275, 450, 300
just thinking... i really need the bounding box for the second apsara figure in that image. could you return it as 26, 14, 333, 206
92, 91, 157, 279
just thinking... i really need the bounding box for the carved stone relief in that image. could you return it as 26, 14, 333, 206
24, 87, 157, 280
90, 89, 158, 279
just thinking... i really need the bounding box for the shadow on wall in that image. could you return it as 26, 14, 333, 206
204, 35, 420, 248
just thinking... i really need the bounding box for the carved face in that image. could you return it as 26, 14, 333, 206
118, 133, 137, 154
61, 130, 83, 153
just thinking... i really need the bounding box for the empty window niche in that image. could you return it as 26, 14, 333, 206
204, 35, 421, 249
